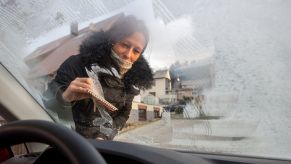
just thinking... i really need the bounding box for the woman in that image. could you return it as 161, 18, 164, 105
43, 15, 153, 140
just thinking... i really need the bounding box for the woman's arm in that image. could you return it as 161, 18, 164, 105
42, 59, 76, 111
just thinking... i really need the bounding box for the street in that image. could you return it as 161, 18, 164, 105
115, 116, 269, 156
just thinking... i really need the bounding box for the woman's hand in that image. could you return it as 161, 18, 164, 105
62, 77, 94, 102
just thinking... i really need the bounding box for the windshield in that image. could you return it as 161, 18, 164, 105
1, 0, 291, 160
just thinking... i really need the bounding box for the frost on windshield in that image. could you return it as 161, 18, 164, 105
1, 0, 291, 160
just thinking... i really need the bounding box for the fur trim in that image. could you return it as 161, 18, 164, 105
124, 55, 153, 90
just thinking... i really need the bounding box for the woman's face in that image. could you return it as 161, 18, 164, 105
112, 32, 146, 63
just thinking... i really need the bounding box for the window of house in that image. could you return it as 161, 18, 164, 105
149, 92, 156, 96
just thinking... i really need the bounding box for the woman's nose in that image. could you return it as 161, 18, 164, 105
122, 49, 133, 61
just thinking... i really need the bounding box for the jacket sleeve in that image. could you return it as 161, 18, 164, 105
113, 88, 140, 130
42, 59, 76, 112
112, 100, 133, 130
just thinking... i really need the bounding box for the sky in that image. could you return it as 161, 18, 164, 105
19, 0, 213, 70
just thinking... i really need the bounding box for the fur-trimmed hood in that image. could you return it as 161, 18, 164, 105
79, 31, 153, 90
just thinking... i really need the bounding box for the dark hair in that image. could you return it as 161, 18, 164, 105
106, 15, 149, 50
80, 15, 149, 69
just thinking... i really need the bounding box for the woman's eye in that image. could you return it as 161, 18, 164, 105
121, 42, 130, 49
133, 49, 141, 55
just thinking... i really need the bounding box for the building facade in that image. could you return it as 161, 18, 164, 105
141, 70, 177, 105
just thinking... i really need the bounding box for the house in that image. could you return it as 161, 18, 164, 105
174, 62, 214, 92
176, 87, 193, 100
141, 69, 177, 105
127, 102, 162, 124
169, 62, 214, 117
0, 115, 6, 126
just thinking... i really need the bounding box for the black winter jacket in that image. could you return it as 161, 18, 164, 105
43, 31, 153, 140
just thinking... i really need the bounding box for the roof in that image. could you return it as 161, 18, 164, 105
177, 87, 193, 91
25, 14, 123, 78
180, 78, 213, 89
0, 115, 4, 121
153, 70, 171, 80
176, 63, 214, 81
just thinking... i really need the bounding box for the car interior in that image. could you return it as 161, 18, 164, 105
0, 63, 289, 164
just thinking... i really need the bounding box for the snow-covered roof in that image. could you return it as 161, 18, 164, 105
154, 70, 171, 80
